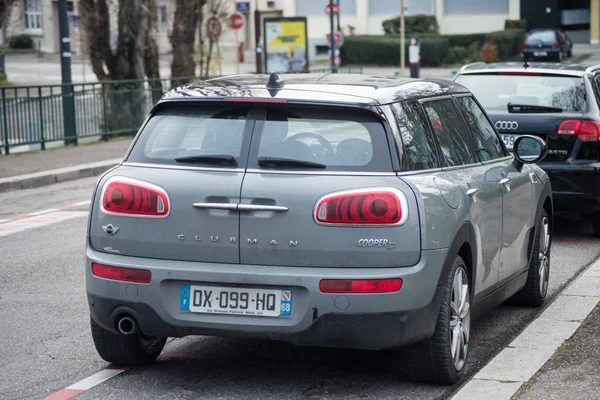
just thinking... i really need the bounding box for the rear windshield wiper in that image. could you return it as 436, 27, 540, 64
508, 103, 563, 113
257, 157, 326, 169
174, 154, 238, 167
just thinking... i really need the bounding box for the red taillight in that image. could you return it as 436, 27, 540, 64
558, 120, 600, 142
579, 121, 600, 142
314, 189, 408, 226
552, 41, 560, 48
320, 279, 402, 293
101, 177, 170, 217
92, 263, 152, 283
223, 97, 288, 103
523, 43, 529, 49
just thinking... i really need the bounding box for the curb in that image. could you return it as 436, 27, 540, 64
0, 158, 122, 193
451, 257, 600, 400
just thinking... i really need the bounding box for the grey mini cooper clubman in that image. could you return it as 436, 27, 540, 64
86, 73, 553, 384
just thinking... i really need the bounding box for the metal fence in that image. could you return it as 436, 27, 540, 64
0, 66, 363, 155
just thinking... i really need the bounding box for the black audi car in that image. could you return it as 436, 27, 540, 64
454, 61, 600, 236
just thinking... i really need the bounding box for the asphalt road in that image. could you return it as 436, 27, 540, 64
1, 177, 600, 400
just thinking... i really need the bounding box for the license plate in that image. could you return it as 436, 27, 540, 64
533, 51, 547, 56
501, 134, 519, 151
180, 285, 292, 317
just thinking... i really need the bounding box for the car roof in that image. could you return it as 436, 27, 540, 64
159, 73, 472, 106
456, 61, 600, 78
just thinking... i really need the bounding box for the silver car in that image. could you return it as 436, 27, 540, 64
85, 73, 553, 384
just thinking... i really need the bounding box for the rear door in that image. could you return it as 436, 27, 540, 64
420, 97, 503, 298
238, 105, 421, 268
454, 95, 534, 284
89, 103, 256, 264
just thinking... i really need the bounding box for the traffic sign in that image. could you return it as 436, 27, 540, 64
330, 56, 341, 67
228, 12, 246, 30
324, 3, 339, 16
327, 48, 340, 57
236, 1, 250, 12
206, 16, 222, 39
326, 31, 343, 47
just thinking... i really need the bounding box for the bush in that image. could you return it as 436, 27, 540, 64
8, 34, 33, 49
445, 33, 487, 49
505, 19, 527, 30
382, 15, 439, 36
445, 46, 468, 64
486, 29, 525, 61
340, 35, 449, 67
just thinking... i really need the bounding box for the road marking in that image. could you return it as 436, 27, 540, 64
452, 257, 600, 400
0, 211, 88, 237
43, 367, 128, 400
0, 200, 91, 225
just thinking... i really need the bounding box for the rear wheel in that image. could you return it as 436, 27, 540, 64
90, 317, 167, 366
509, 209, 551, 307
592, 217, 600, 237
407, 256, 470, 384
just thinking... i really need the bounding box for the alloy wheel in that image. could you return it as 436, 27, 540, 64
450, 267, 470, 371
538, 216, 551, 297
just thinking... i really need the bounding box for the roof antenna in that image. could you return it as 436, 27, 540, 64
267, 72, 285, 89
523, 54, 529, 69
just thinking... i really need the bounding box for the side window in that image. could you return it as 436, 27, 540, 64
457, 96, 506, 161
391, 101, 438, 171
422, 99, 475, 167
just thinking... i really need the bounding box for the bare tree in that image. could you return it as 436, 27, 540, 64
0, 0, 18, 46
170, 0, 206, 86
79, 0, 159, 81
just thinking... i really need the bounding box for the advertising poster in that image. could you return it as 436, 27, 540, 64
263, 17, 309, 73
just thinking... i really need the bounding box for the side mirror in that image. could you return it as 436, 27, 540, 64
513, 135, 548, 166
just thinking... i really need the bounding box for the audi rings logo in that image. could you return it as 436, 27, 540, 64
495, 121, 519, 130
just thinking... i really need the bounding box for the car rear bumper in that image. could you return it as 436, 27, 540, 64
541, 162, 600, 216
86, 246, 448, 350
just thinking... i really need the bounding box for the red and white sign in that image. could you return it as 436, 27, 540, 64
324, 3, 339, 16
326, 31, 343, 46
330, 56, 341, 67
228, 11, 246, 30
206, 16, 222, 39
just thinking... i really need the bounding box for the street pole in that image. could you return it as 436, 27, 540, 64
336, 0, 341, 32
58, 0, 76, 145
329, 0, 336, 73
400, 0, 405, 77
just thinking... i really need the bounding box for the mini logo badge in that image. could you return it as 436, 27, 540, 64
102, 224, 120, 235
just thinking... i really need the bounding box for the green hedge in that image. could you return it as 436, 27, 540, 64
340, 35, 449, 67
8, 34, 33, 49
382, 15, 439, 36
340, 29, 525, 67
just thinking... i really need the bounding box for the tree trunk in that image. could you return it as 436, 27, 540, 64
79, 0, 113, 81
143, 0, 162, 103
170, 0, 206, 87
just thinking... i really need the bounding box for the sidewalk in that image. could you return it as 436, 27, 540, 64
514, 303, 600, 400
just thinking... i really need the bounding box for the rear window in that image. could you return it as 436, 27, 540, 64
249, 107, 392, 172
127, 105, 250, 167
455, 74, 587, 113
526, 31, 557, 42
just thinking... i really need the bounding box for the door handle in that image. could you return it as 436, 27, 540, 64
237, 204, 289, 212
193, 203, 238, 210
466, 188, 479, 202
499, 177, 511, 192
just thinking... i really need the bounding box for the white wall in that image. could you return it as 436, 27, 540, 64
435, 0, 520, 34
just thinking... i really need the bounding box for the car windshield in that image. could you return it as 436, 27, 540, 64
454, 74, 587, 113
526, 31, 556, 42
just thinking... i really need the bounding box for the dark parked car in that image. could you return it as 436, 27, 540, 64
86, 73, 552, 385
522, 29, 573, 62
455, 61, 600, 235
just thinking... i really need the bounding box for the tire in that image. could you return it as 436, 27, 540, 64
406, 256, 471, 384
508, 209, 551, 307
90, 317, 167, 366
592, 217, 600, 238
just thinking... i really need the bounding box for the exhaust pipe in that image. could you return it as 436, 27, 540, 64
117, 315, 139, 335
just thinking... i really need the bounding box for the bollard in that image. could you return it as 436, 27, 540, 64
409, 37, 420, 78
